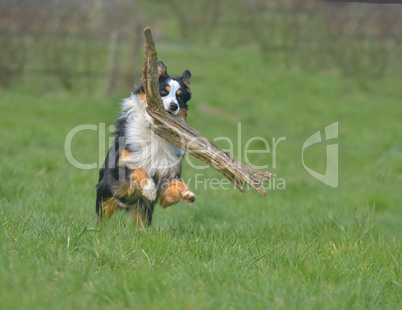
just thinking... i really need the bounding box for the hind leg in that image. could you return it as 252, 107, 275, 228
103, 197, 118, 219
129, 200, 155, 230
97, 196, 118, 224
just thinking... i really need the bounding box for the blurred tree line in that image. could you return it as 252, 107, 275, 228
0, 0, 401, 92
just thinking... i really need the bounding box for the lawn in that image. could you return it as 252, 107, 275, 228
0, 42, 401, 309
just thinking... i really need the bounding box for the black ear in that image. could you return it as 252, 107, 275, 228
158, 61, 167, 77
182, 69, 191, 86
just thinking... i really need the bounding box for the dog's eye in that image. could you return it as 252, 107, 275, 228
160, 86, 170, 97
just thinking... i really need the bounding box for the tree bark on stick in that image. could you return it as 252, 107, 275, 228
143, 27, 273, 196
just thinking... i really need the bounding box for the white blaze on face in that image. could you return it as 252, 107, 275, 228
161, 79, 180, 115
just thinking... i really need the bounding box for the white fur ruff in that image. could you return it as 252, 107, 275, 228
119, 94, 185, 178
142, 178, 157, 201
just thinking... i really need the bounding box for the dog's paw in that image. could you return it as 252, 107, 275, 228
141, 179, 157, 202
181, 190, 196, 203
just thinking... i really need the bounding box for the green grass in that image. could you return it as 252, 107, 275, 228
0, 43, 401, 309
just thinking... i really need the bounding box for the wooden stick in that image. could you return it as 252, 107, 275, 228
143, 27, 273, 196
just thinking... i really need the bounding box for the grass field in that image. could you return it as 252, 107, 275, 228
0, 41, 401, 309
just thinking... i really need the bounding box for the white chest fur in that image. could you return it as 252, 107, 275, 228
119, 94, 184, 178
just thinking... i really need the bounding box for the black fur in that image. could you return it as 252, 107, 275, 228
96, 61, 192, 226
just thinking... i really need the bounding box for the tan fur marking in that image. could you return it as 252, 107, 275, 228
176, 90, 182, 95
160, 180, 195, 208
131, 168, 151, 190
177, 108, 187, 121
118, 149, 131, 165
112, 168, 152, 198
139, 92, 147, 101
165, 86, 170, 92
103, 197, 118, 219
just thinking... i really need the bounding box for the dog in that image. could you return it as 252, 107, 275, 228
96, 61, 196, 229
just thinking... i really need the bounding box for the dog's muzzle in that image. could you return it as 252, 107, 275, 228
169, 102, 179, 113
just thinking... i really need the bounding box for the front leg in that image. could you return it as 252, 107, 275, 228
160, 179, 196, 208
112, 167, 157, 202
117, 149, 157, 202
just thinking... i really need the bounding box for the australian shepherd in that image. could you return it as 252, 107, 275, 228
96, 61, 196, 229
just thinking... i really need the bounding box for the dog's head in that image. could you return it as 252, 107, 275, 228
157, 61, 192, 120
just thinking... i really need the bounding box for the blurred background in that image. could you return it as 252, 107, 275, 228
0, 0, 401, 213
0, 0, 402, 212
1, 3, 401, 308
1, 0, 401, 93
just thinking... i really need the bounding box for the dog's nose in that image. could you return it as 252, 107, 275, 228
170, 102, 178, 111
